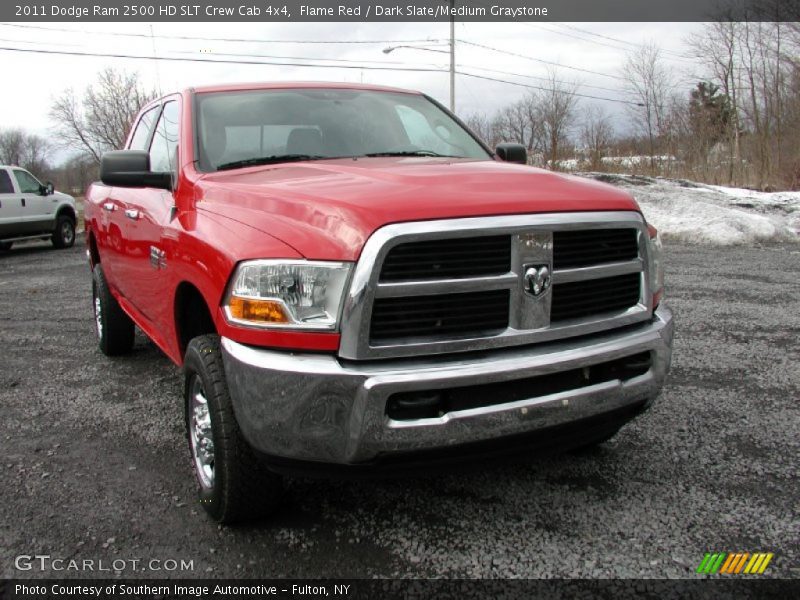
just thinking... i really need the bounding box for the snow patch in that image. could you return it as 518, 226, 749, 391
578, 173, 800, 245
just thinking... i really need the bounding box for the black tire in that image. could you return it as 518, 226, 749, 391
52, 214, 76, 248
184, 334, 283, 524
92, 265, 135, 356
0, 241, 12, 251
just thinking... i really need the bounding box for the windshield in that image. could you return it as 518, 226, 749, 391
195, 88, 491, 171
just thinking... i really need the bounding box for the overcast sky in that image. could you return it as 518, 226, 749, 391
0, 20, 705, 160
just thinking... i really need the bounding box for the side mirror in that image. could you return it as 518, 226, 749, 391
495, 143, 527, 165
45, 182, 55, 196
100, 150, 173, 190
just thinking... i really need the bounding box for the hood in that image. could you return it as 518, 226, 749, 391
195, 157, 640, 261
53, 191, 75, 203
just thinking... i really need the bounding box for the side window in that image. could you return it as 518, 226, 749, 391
149, 101, 179, 172
13, 169, 42, 194
0, 170, 13, 193
128, 106, 160, 151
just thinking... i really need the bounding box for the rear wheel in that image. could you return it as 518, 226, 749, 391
184, 335, 283, 523
0, 241, 12, 251
92, 265, 135, 356
52, 215, 76, 248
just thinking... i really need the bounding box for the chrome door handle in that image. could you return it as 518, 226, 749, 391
103, 202, 115, 212
124, 209, 140, 220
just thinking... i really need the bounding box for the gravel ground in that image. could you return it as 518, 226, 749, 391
0, 238, 797, 580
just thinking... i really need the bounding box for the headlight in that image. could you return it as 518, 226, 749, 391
224, 260, 352, 330
646, 224, 664, 307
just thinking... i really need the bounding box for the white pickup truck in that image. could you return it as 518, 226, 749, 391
0, 165, 77, 250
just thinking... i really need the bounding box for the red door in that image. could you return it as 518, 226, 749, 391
113, 100, 181, 331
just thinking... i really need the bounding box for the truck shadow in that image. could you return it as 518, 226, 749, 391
0, 244, 58, 259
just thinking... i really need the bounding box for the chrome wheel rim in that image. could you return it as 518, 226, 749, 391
93, 293, 102, 339
189, 375, 215, 489
62, 221, 74, 245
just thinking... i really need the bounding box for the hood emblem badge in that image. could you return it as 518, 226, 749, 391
523, 264, 551, 297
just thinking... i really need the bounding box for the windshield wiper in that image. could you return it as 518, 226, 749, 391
362, 150, 460, 158
216, 154, 330, 171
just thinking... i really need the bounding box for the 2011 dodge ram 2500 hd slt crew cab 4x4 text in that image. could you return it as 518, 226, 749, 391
85, 82, 673, 523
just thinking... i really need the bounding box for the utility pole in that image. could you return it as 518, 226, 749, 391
449, 0, 455, 113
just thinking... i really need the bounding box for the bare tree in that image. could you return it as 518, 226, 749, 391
535, 69, 579, 170
580, 105, 614, 171
689, 21, 745, 185
50, 68, 156, 164
49, 154, 99, 196
622, 42, 673, 173
493, 95, 542, 156
463, 112, 495, 147
0, 128, 51, 174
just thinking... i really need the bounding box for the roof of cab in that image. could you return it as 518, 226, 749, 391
187, 81, 422, 95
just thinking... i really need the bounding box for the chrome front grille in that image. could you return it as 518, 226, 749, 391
339, 212, 654, 360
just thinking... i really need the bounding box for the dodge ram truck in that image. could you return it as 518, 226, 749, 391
85, 82, 673, 523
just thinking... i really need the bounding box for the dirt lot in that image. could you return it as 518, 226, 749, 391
0, 238, 798, 579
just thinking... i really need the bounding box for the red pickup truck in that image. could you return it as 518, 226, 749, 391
85, 82, 673, 523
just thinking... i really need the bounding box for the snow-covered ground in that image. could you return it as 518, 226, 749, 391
578, 172, 800, 245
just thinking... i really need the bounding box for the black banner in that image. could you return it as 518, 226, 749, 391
2, 0, 799, 22
2, 579, 800, 600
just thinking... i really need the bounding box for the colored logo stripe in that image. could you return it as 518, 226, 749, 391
745, 553, 773, 574
721, 553, 749, 574
697, 553, 727, 574
697, 552, 773, 575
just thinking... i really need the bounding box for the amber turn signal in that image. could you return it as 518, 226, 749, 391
227, 296, 290, 324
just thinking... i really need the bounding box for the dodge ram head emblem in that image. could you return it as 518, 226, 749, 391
523, 264, 551, 297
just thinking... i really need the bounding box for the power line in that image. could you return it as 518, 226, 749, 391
454, 63, 632, 96
523, 23, 635, 53
0, 22, 630, 85
553, 24, 696, 61
0, 23, 445, 46
0, 45, 448, 73
457, 71, 643, 106
167, 46, 633, 97
168, 48, 442, 69
0, 32, 444, 70
466, 0, 695, 63
456, 39, 627, 81
0, 44, 644, 106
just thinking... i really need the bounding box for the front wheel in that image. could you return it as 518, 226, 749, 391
52, 215, 76, 248
0, 241, 12, 251
92, 265, 135, 356
184, 335, 283, 523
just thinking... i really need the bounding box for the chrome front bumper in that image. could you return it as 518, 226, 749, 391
222, 305, 674, 465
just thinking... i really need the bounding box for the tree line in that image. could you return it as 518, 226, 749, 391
463, 17, 800, 191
